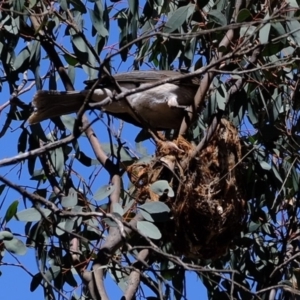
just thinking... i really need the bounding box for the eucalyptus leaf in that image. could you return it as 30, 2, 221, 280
13, 47, 30, 71
4, 238, 27, 255
16, 208, 52, 222
150, 180, 174, 197
50, 147, 65, 177
163, 4, 195, 33
137, 221, 162, 240
139, 201, 170, 214
88, 7, 109, 37
4, 200, 19, 224
112, 202, 124, 216
69, 0, 87, 13
0, 231, 14, 241
56, 221, 66, 236
123, 200, 135, 214
237, 8, 251, 22
208, 10, 227, 26
259, 161, 271, 171
61, 188, 78, 208
94, 184, 116, 201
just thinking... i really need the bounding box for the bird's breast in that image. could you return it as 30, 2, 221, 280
100, 83, 195, 129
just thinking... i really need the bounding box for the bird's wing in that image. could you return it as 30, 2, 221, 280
84, 70, 200, 89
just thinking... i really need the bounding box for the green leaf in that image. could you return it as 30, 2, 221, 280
56, 221, 66, 236
123, 200, 135, 214
208, 10, 227, 26
58, 0, 68, 11
103, 217, 118, 227
64, 54, 79, 66
248, 221, 261, 233
287, 20, 300, 46
61, 115, 76, 132
50, 147, 65, 177
139, 210, 154, 222
101, 143, 133, 161
61, 188, 78, 207
13, 47, 30, 71
46, 266, 61, 282
272, 165, 283, 183
112, 203, 124, 216
240, 25, 256, 37
272, 22, 286, 42
216, 89, 226, 110
137, 221, 161, 239
30, 273, 43, 292
259, 161, 271, 171
173, 270, 185, 300
18, 129, 28, 153
94, 184, 115, 201
135, 128, 152, 142
62, 115, 86, 136
236, 8, 251, 22
128, 0, 138, 16
163, 4, 195, 33
150, 180, 174, 197
4, 238, 27, 255
14, 0, 25, 11
139, 208, 170, 223
29, 40, 41, 65
139, 201, 170, 214
0, 184, 5, 196
88, 2, 109, 37
65, 218, 75, 232
65, 269, 77, 287
71, 34, 89, 53
259, 18, 271, 44
69, 0, 87, 13
15, 207, 52, 222
0, 231, 14, 241
4, 200, 19, 224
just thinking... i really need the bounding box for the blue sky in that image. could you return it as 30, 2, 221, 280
0, 1, 208, 299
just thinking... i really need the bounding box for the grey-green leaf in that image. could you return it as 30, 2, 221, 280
0, 231, 14, 241
150, 180, 174, 197
139, 201, 170, 214
208, 10, 227, 26
88, 8, 109, 37
259, 161, 271, 171
50, 147, 65, 177
56, 221, 66, 236
163, 4, 195, 33
61, 188, 78, 207
4, 200, 19, 224
112, 202, 124, 216
13, 47, 30, 71
236, 8, 251, 23
137, 221, 162, 240
4, 238, 27, 255
69, 0, 87, 13
94, 184, 115, 201
15, 207, 52, 222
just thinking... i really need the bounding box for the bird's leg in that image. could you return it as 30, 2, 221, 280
88, 97, 113, 109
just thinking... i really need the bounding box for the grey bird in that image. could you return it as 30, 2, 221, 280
28, 70, 200, 129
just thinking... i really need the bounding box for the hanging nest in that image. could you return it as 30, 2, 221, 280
127, 119, 245, 259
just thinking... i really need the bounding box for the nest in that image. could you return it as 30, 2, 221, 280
127, 119, 245, 259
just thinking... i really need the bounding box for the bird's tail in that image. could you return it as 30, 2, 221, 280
28, 91, 85, 124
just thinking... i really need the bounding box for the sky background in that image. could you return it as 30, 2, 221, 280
0, 0, 209, 299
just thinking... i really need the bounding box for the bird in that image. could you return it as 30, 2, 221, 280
28, 70, 200, 130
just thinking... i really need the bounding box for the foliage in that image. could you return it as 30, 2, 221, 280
0, 0, 300, 299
